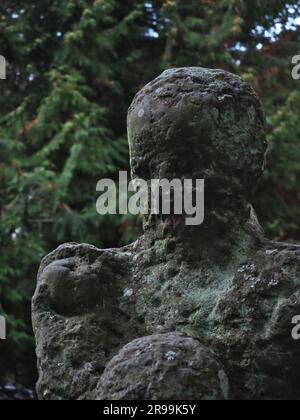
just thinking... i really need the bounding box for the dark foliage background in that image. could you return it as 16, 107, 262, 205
0, 0, 299, 388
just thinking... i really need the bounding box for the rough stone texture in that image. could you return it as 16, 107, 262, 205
95, 333, 229, 400
32, 67, 300, 400
128, 67, 266, 231
32, 244, 144, 400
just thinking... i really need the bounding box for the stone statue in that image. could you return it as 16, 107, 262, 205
32, 67, 300, 400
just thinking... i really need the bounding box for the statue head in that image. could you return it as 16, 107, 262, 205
127, 67, 267, 227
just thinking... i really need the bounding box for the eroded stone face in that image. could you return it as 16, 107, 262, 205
32, 68, 300, 400
128, 67, 267, 199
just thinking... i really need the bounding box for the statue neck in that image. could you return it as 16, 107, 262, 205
138, 204, 264, 267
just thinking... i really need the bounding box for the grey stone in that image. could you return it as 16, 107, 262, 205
95, 333, 229, 400
32, 67, 300, 400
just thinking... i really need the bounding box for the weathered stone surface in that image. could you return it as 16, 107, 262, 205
32, 243, 145, 400
32, 67, 300, 400
95, 333, 230, 400
128, 67, 266, 231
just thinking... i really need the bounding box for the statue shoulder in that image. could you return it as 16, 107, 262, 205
33, 242, 135, 316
